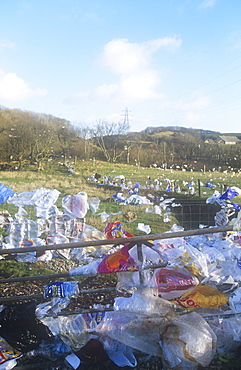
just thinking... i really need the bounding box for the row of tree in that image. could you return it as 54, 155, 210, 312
1, 107, 241, 171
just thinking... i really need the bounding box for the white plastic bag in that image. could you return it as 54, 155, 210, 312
102, 338, 137, 367
62, 192, 89, 218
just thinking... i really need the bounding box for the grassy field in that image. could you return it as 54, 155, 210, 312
1, 159, 241, 236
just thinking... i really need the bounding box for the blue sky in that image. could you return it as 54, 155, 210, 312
1, 0, 241, 133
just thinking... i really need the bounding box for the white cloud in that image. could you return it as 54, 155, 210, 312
0, 40, 15, 50
95, 36, 181, 103
0, 70, 47, 102
199, 0, 218, 9
119, 70, 162, 101
102, 37, 181, 75
68, 36, 181, 109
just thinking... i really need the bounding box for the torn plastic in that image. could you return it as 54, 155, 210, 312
160, 311, 217, 369
88, 196, 100, 214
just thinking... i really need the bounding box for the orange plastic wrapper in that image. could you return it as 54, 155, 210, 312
173, 286, 229, 310
98, 244, 140, 274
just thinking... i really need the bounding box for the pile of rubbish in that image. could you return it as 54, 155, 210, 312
1, 182, 241, 369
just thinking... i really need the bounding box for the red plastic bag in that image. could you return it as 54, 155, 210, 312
154, 267, 199, 300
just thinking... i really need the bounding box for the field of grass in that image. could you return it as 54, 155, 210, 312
1, 159, 241, 236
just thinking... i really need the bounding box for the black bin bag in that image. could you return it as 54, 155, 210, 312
0, 300, 53, 353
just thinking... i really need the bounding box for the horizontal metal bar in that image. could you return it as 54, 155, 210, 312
0, 287, 116, 303
0, 226, 234, 255
45, 306, 115, 317
0, 263, 167, 284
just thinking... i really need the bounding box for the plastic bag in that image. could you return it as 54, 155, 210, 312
126, 194, 153, 205
62, 192, 89, 218
0, 301, 53, 353
220, 187, 240, 200
114, 289, 176, 316
96, 311, 162, 357
102, 337, 137, 367
153, 267, 199, 300
0, 183, 16, 204
173, 286, 229, 310
209, 316, 241, 354
31, 188, 60, 209
160, 311, 217, 369
35, 204, 62, 219
201, 246, 226, 265
170, 243, 209, 278
98, 244, 139, 274
88, 197, 100, 214
136, 223, 151, 234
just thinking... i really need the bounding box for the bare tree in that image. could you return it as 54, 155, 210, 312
90, 120, 130, 162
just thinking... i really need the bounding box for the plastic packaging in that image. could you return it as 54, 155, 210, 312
173, 286, 229, 310
0, 336, 21, 366
160, 311, 217, 369
97, 245, 139, 274
62, 192, 89, 219
102, 337, 137, 367
44, 281, 79, 298
116, 244, 164, 292
104, 221, 134, 239
88, 197, 100, 214
40, 314, 89, 352
29, 335, 71, 360
96, 311, 162, 357
114, 289, 176, 316
153, 267, 199, 300
0, 183, 16, 204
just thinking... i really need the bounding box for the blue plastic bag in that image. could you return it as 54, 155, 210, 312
220, 187, 239, 200
0, 183, 16, 204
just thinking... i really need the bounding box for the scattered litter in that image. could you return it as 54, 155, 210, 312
1, 180, 241, 369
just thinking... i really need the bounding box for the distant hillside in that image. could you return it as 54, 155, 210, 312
142, 126, 220, 135
140, 126, 241, 141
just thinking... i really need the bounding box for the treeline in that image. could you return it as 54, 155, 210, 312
1, 107, 241, 171
0, 107, 98, 170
